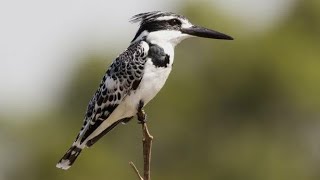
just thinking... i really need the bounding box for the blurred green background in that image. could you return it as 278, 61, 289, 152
1, 0, 320, 180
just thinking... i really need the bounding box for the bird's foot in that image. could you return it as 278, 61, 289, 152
137, 100, 147, 124
137, 109, 147, 124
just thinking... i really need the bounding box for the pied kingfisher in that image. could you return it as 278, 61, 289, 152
56, 11, 233, 170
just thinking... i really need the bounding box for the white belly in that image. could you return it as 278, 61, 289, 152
122, 41, 175, 117
123, 58, 172, 115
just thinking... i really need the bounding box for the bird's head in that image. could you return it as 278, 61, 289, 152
130, 11, 233, 46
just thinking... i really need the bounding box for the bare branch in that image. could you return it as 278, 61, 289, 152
131, 103, 153, 180
130, 122, 153, 180
142, 123, 153, 180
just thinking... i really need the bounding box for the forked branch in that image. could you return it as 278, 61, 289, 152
142, 123, 153, 180
130, 123, 153, 180
130, 103, 153, 180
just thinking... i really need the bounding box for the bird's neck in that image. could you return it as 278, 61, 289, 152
146, 30, 185, 47
147, 39, 175, 66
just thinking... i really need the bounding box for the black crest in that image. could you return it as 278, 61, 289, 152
130, 11, 187, 42
130, 11, 186, 25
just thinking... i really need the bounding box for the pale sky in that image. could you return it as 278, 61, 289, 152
0, 0, 296, 118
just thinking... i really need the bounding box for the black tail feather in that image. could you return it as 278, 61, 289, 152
56, 145, 83, 170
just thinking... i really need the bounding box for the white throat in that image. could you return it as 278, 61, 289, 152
146, 30, 191, 47
146, 30, 190, 67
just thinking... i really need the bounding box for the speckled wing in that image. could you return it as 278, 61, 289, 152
76, 41, 148, 147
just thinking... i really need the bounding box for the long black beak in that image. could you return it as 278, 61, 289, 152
181, 25, 233, 40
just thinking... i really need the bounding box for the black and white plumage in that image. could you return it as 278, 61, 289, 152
56, 11, 233, 170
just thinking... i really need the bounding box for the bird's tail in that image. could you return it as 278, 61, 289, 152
56, 144, 83, 170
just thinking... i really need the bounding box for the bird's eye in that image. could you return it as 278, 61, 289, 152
169, 19, 180, 26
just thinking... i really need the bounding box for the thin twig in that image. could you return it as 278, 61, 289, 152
129, 162, 143, 180
130, 103, 153, 180
142, 123, 153, 180
130, 122, 153, 180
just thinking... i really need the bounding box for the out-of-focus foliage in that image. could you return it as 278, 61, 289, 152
1, 0, 320, 179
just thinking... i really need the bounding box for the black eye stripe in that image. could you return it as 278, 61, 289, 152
148, 19, 181, 26
140, 20, 181, 31
168, 18, 182, 26
131, 18, 182, 42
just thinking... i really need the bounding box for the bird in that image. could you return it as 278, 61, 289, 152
56, 11, 233, 170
